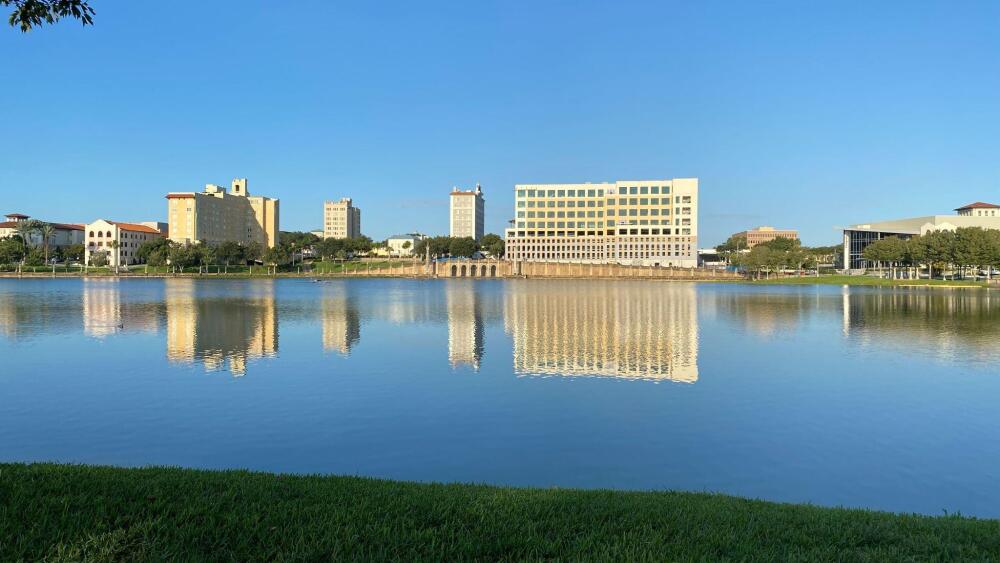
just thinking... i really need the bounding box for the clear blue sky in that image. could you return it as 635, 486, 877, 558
2, 1, 999, 246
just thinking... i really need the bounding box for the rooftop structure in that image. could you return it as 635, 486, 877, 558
955, 202, 1000, 217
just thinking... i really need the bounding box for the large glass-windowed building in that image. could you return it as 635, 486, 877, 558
504, 178, 698, 267
842, 202, 1000, 270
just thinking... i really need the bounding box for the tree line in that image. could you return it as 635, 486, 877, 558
861, 227, 1000, 280
716, 235, 839, 280
2, 227, 509, 269
412, 234, 504, 259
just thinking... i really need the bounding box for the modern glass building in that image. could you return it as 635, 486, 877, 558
842, 204, 1000, 270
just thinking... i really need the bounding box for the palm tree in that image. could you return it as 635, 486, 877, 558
109, 240, 120, 273
40, 224, 56, 262
15, 221, 38, 265
15, 221, 35, 247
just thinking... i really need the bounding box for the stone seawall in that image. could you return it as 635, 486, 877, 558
334, 261, 741, 281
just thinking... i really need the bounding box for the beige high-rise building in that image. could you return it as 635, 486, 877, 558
450, 184, 485, 241
166, 178, 280, 248
504, 178, 698, 267
324, 198, 361, 239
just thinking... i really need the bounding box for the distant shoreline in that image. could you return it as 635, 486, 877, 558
0, 272, 726, 282
0, 271, 993, 287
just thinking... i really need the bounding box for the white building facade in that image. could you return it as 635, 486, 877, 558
504, 178, 698, 267
387, 234, 423, 256
85, 219, 165, 267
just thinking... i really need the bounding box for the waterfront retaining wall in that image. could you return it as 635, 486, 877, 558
332, 260, 740, 281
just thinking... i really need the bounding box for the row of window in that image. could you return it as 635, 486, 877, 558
507, 247, 694, 260
516, 197, 692, 209
508, 227, 693, 238
517, 209, 692, 219
516, 186, 672, 198
517, 220, 693, 229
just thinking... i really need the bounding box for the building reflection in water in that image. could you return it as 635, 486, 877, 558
321, 283, 360, 356
503, 281, 699, 383
165, 279, 278, 376
447, 281, 485, 370
83, 279, 161, 338
841, 288, 1000, 363
83, 279, 123, 338
705, 290, 841, 338
0, 289, 82, 340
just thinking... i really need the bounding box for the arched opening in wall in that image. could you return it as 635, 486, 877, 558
460, 265, 467, 277
471, 265, 478, 277
490, 265, 497, 277
451, 264, 457, 277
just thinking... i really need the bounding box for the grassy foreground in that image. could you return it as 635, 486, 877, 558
750, 274, 988, 287
2, 464, 999, 561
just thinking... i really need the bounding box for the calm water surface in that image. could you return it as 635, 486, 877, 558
2, 278, 999, 517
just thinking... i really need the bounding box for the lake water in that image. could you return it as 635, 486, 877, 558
2, 278, 999, 517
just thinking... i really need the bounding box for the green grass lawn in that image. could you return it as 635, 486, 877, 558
2, 464, 998, 561
750, 275, 989, 287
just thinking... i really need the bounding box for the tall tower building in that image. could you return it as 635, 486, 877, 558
324, 198, 362, 239
450, 184, 485, 241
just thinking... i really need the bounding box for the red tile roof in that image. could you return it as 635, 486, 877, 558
0, 221, 82, 230
955, 202, 1000, 210
109, 221, 163, 234
166, 193, 195, 199
4, 213, 29, 219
